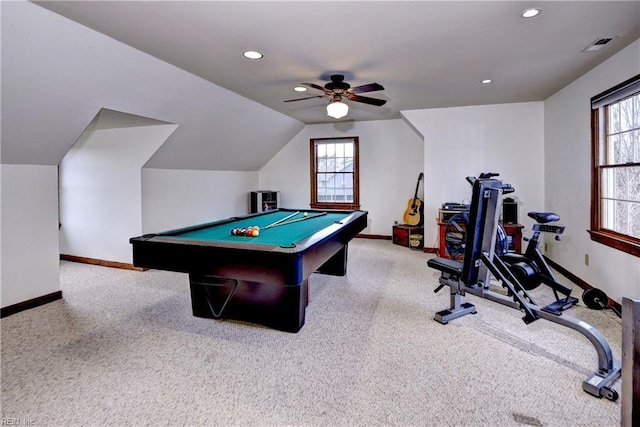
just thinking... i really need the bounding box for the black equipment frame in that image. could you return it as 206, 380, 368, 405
428, 176, 621, 401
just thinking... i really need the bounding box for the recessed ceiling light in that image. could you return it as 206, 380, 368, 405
243, 50, 263, 60
294, 86, 307, 92
521, 8, 541, 18
482, 79, 492, 84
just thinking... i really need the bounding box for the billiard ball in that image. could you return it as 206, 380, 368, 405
303, 212, 308, 217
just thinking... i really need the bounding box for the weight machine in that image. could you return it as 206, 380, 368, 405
427, 176, 621, 401
457, 173, 579, 314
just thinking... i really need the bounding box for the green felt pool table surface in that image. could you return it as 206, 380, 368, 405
160, 209, 355, 248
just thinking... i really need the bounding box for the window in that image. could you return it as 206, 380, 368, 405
310, 137, 360, 210
590, 74, 640, 257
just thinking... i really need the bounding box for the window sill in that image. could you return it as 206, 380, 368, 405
311, 202, 361, 211
588, 229, 640, 258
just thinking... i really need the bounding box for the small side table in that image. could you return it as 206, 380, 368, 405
392, 225, 424, 250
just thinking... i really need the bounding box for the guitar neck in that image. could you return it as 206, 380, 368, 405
407, 173, 424, 213
411, 183, 420, 205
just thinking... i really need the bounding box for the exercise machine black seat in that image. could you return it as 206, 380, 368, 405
427, 258, 463, 277
527, 211, 560, 223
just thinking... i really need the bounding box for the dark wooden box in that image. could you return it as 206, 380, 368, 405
392, 225, 423, 249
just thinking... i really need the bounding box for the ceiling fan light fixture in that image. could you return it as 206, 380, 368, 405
284, 75, 384, 118
326, 98, 349, 119
293, 86, 307, 92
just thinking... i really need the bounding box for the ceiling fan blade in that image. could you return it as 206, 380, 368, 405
346, 94, 387, 106
300, 83, 327, 92
283, 95, 324, 103
349, 83, 384, 94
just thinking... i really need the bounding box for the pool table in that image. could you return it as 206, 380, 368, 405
130, 208, 368, 332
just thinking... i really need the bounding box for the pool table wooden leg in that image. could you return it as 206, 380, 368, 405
315, 245, 348, 276
188, 273, 308, 333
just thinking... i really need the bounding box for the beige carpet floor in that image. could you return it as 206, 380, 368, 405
1, 239, 622, 426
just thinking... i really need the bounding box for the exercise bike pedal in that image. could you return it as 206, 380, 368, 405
541, 296, 579, 315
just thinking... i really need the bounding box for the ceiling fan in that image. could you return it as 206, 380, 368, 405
284, 74, 386, 119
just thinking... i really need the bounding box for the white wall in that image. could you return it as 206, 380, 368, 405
59, 110, 177, 264
401, 102, 545, 247
1, 165, 60, 308
142, 169, 259, 233
259, 119, 424, 236
544, 39, 640, 301
2, 0, 303, 169
1, 0, 301, 307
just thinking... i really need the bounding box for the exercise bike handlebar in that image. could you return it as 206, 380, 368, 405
501, 184, 515, 194
478, 172, 500, 179
466, 173, 515, 194
465, 173, 500, 186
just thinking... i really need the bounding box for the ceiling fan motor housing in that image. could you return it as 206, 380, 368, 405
325, 74, 351, 91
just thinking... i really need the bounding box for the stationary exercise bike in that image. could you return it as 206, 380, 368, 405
500, 212, 579, 314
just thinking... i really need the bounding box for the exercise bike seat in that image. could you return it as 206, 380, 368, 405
527, 212, 560, 224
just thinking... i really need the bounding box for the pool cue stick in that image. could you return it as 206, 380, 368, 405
264, 211, 300, 229
265, 212, 327, 229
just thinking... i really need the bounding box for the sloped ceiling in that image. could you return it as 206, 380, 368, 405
3, 1, 639, 169
1, 1, 304, 170
32, 0, 640, 124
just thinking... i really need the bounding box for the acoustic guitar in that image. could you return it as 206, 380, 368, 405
403, 173, 424, 226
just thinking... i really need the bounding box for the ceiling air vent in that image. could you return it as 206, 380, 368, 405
582, 37, 618, 52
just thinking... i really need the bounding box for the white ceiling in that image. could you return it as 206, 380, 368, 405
34, 1, 640, 124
